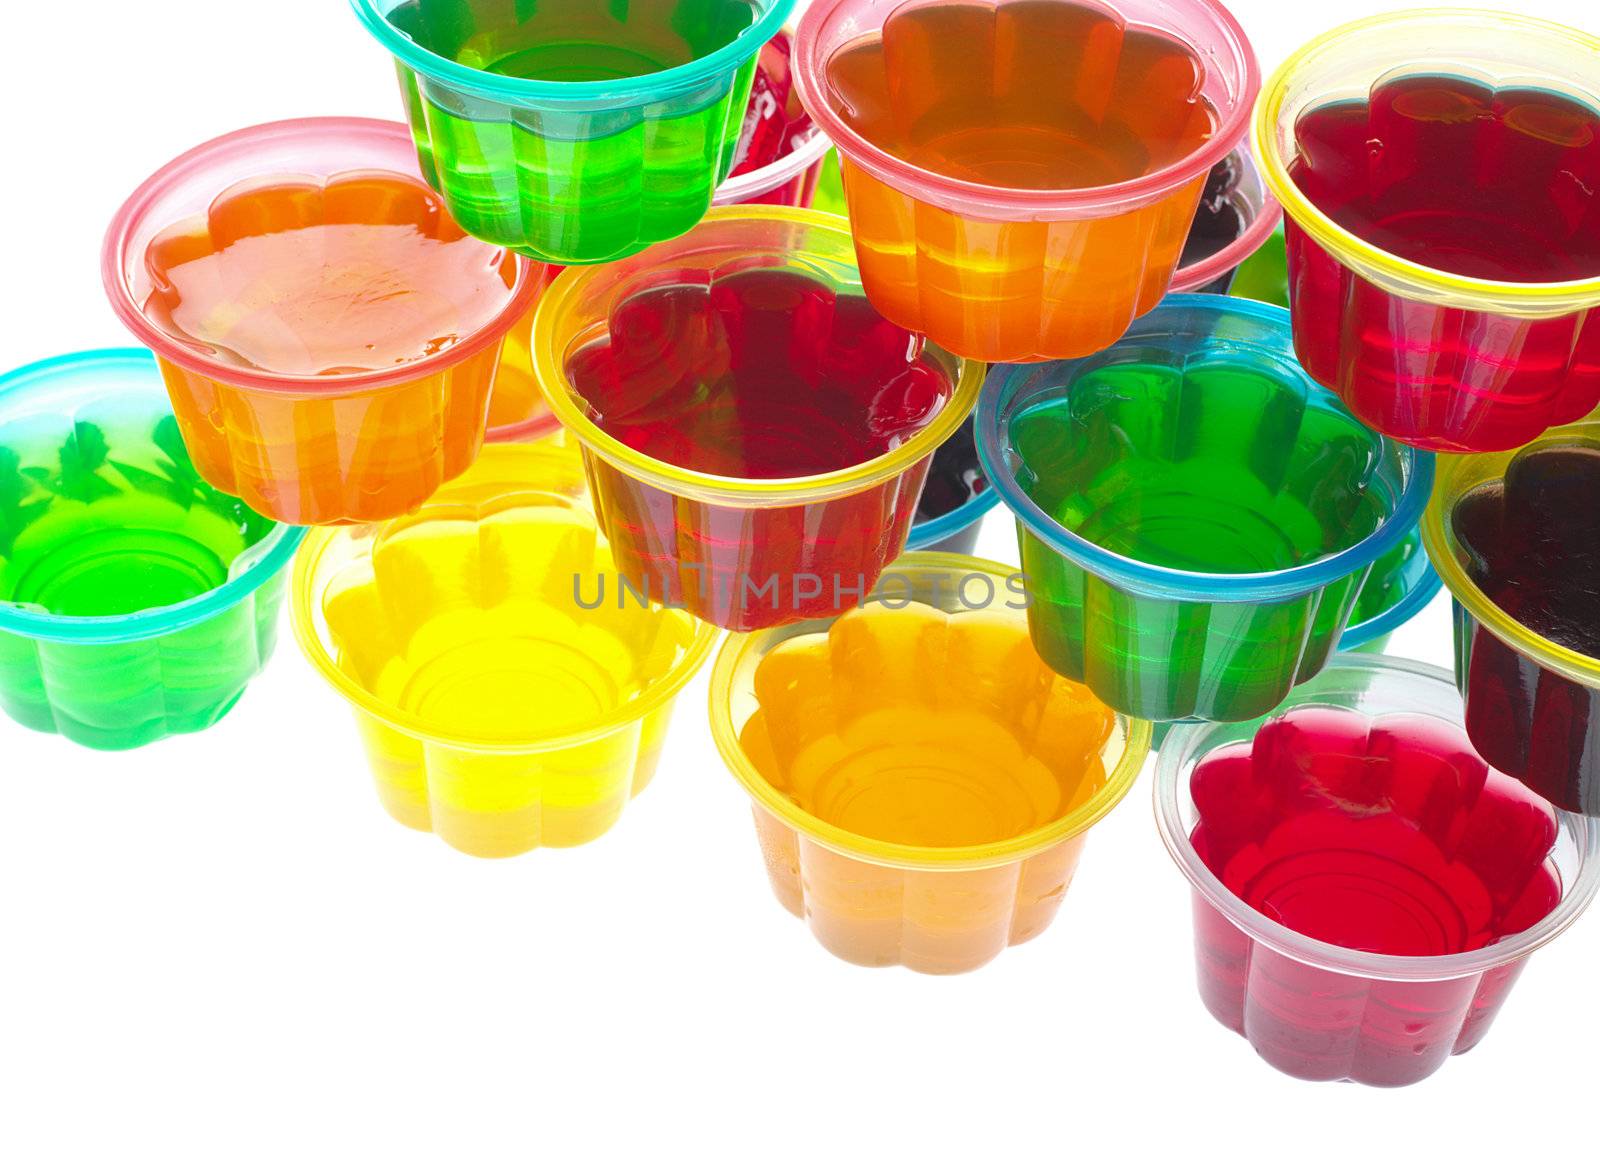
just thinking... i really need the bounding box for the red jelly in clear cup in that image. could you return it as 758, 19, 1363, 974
1255, 11, 1600, 453
532, 207, 981, 631
1156, 655, 1600, 1088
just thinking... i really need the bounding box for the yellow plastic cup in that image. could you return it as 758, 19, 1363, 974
709, 554, 1151, 973
290, 442, 716, 857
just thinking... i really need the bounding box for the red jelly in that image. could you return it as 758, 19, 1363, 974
1285, 74, 1600, 452
1187, 705, 1562, 1085
565, 266, 955, 629
1452, 443, 1600, 813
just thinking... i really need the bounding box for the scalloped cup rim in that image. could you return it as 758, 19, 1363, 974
1155, 653, 1600, 982
977, 294, 1433, 603
101, 117, 543, 397
709, 551, 1153, 871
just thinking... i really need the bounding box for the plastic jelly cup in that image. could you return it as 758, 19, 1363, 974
1339, 523, 1441, 654
532, 206, 982, 632
0, 350, 302, 750
905, 411, 999, 556
350, 0, 795, 265
709, 554, 1151, 974
290, 442, 714, 859
1228, 224, 1289, 308
1422, 415, 1600, 815
978, 294, 1432, 723
1167, 144, 1282, 296
1155, 655, 1600, 1087
1254, 9, 1600, 454
714, 126, 833, 209
102, 117, 542, 527
792, 0, 1258, 362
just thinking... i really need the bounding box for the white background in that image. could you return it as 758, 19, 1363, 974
2, 1, 1595, 1167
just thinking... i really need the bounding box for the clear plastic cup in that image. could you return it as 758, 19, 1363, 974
102, 117, 542, 527
714, 126, 833, 208
0, 350, 302, 750
350, 0, 796, 265
792, 0, 1258, 362
1254, 9, 1600, 453
532, 206, 981, 632
1422, 412, 1600, 815
978, 294, 1431, 723
1156, 655, 1600, 1087
713, 27, 834, 209
1167, 145, 1282, 296
710, 555, 1151, 973
290, 442, 714, 858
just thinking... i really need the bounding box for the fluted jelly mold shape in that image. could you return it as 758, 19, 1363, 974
1156, 656, 1600, 1087
792, 0, 1259, 362
290, 442, 714, 857
710, 554, 1150, 973
1254, 9, 1600, 453
351, 0, 796, 265
978, 295, 1431, 723
103, 117, 543, 526
0, 349, 302, 749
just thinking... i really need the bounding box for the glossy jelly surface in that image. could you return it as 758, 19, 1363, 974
1283, 73, 1600, 451
981, 296, 1425, 723
0, 351, 298, 749
1447, 442, 1600, 812
1185, 703, 1563, 1086
804, 0, 1240, 361
567, 268, 951, 477
369, 0, 783, 263
712, 559, 1148, 974
826, 0, 1215, 190
142, 173, 520, 377
293, 444, 713, 857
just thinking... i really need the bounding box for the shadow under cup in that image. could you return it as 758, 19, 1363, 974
1156, 656, 1600, 1088
291, 444, 715, 858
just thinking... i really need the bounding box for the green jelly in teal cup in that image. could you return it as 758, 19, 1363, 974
350, 0, 795, 265
0, 350, 302, 750
977, 294, 1431, 725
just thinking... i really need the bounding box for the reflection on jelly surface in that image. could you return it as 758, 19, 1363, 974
1452, 443, 1600, 812
1285, 74, 1600, 450
142, 173, 519, 376
1178, 155, 1248, 292
740, 602, 1114, 849
1011, 362, 1384, 574
914, 414, 984, 526
0, 415, 274, 617
389, 0, 755, 81
825, 0, 1216, 190
1189, 706, 1562, 1085
567, 269, 951, 477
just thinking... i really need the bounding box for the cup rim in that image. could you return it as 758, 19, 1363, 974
288, 446, 719, 753
1166, 144, 1283, 294
792, 0, 1259, 215
531, 206, 983, 506
975, 293, 1434, 603
1421, 432, 1600, 689
101, 116, 543, 396
349, 0, 797, 104
0, 348, 305, 644
1252, 7, 1600, 312
713, 126, 834, 206
1154, 653, 1600, 982
1335, 531, 1442, 651
708, 551, 1153, 871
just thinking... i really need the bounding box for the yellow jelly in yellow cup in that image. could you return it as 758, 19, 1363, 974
709, 554, 1151, 973
291, 443, 716, 857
